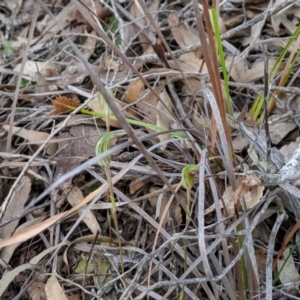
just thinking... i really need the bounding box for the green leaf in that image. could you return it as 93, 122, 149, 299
75, 258, 93, 274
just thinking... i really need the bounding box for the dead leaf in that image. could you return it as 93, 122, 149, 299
205, 182, 264, 215
52, 125, 103, 208
104, 56, 125, 71
277, 247, 300, 285
268, 118, 297, 145
13, 61, 60, 82
0, 263, 34, 297
28, 282, 46, 300
60, 63, 90, 85
168, 13, 200, 49
255, 251, 267, 277
0, 213, 65, 249
123, 80, 144, 104
75, 4, 110, 32
82, 30, 97, 60
2, 125, 57, 156
53, 95, 81, 115
182, 78, 203, 94
272, 0, 297, 34
0, 216, 47, 264
3, 0, 22, 15
61, 64, 121, 86
148, 187, 182, 226
0, 176, 31, 241
168, 52, 204, 73
37, 2, 77, 44
129, 0, 160, 55
45, 275, 68, 300
240, 59, 277, 83
129, 180, 146, 194
232, 133, 249, 152
0, 244, 63, 297
66, 295, 80, 300
226, 55, 249, 82
35, 69, 59, 101
224, 14, 244, 29
67, 186, 101, 235
192, 108, 210, 134
135, 86, 164, 127
280, 137, 300, 163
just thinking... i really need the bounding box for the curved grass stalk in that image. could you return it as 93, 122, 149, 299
180, 164, 199, 299
95, 133, 125, 277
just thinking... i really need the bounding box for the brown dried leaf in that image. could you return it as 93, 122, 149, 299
280, 137, 300, 163
0, 213, 65, 249
256, 251, 267, 277
240, 59, 277, 83
271, 0, 297, 34
168, 52, 204, 73
53, 95, 81, 115
2, 125, 57, 156
82, 30, 97, 60
148, 187, 183, 226
224, 14, 244, 29
67, 186, 101, 235
192, 107, 210, 134
35, 69, 59, 102
0, 176, 31, 241
183, 78, 203, 93
277, 247, 300, 285
226, 55, 249, 82
135, 86, 164, 128
3, 0, 22, 15
123, 80, 144, 104
205, 180, 264, 215
168, 13, 199, 49
0, 263, 34, 297
13, 61, 60, 82
129, 180, 146, 194
104, 56, 125, 71
268, 117, 297, 145
52, 125, 103, 208
232, 133, 249, 152
60, 63, 90, 85
28, 282, 46, 300
38, 2, 77, 44
45, 275, 68, 300
129, 0, 160, 54
173, 203, 182, 226
0, 244, 62, 297
0, 216, 47, 264
75, 4, 110, 32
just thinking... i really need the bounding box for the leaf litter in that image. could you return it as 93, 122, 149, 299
1, 0, 300, 299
